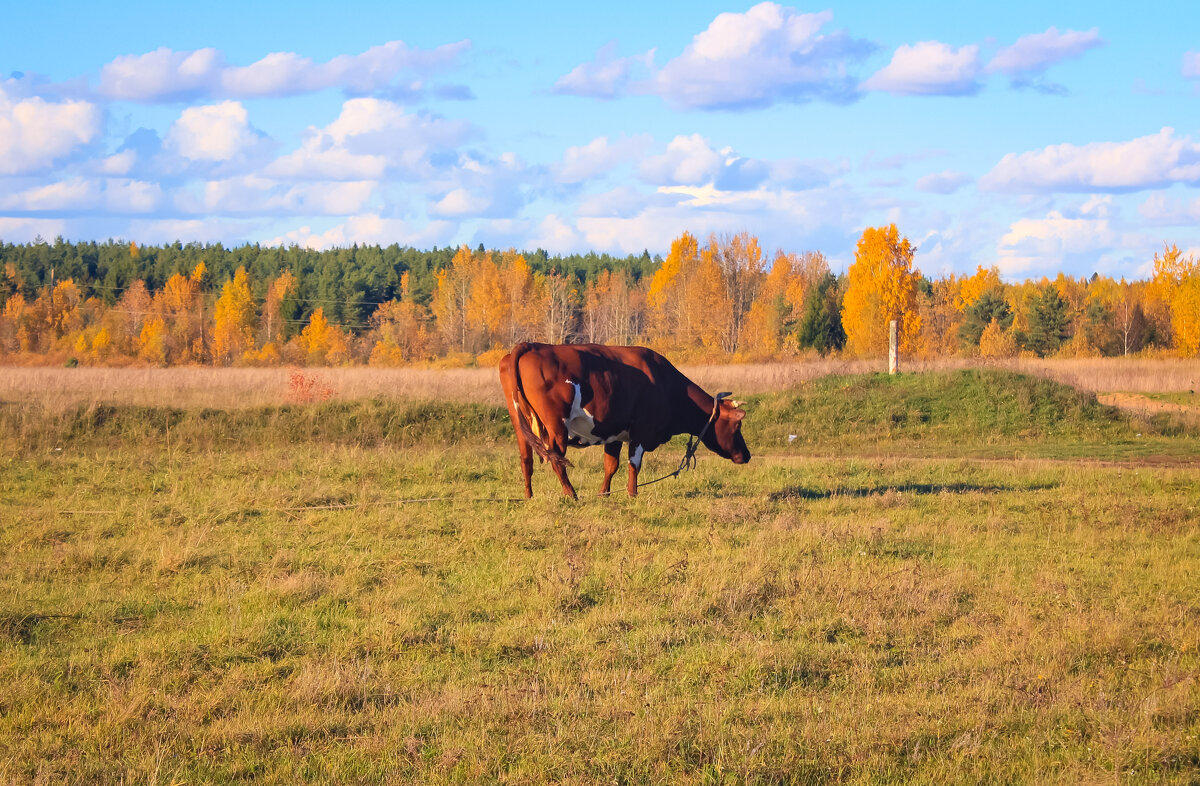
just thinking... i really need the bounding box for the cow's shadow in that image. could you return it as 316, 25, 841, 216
768, 481, 1058, 501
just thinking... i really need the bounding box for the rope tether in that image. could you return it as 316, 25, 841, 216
624, 391, 730, 490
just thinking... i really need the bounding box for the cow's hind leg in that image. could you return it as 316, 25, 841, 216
516, 433, 535, 498
599, 441, 621, 496
550, 452, 577, 499
542, 427, 577, 500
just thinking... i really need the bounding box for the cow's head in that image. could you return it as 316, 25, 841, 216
702, 393, 751, 465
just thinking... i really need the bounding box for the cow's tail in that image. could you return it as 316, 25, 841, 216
508, 342, 572, 469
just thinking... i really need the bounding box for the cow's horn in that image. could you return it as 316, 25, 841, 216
730, 399, 744, 409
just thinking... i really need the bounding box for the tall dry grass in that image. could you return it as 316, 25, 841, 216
2, 356, 1198, 411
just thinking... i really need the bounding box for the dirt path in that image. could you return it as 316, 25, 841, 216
1099, 392, 1200, 424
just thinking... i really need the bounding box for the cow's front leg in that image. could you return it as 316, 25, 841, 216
600, 441, 622, 495
626, 443, 644, 497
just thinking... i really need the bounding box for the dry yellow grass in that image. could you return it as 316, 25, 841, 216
1, 357, 1198, 411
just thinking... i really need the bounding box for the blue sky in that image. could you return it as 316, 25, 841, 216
2, 1, 1198, 279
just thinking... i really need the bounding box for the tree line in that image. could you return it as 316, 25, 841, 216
1, 228, 1197, 367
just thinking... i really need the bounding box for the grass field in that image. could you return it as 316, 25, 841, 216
2, 370, 1199, 783
2, 357, 1198, 411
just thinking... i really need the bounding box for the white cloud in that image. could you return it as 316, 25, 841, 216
1183, 51, 1200, 79
996, 209, 1117, 274
553, 42, 654, 99
0, 178, 96, 211
987, 27, 1103, 78
637, 134, 839, 192
527, 214, 584, 254
552, 135, 651, 184
0, 87, 101, 174
430, 187, 492, 217
425, 151, 529, 219
555, 3, 871, 110
981, 127, 1200, 193
651, 4, 872, 109
639, 134, 726, 185
0, 177, 162, 214
915, 171, 972, 194
98, 149, 137, 175
105, 179, 164, 213
265, 214, 454, 250
266, 98, 472, 181
126, 217, 262, 244
99, 47, 224, 101
165, 101, 261, 162
220, 52, 316, 98
98, 40, 471, 102
184, 176, 375, 216
0, 217, 69, 242
861, 41, 982, 96
573, 184, 862, 256
576, 186, 656, 218
1139, 192, 1200, 225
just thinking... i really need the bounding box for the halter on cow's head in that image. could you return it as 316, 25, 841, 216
702, 391, 751, 465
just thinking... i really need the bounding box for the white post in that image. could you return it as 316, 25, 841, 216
888, 319, 899, 375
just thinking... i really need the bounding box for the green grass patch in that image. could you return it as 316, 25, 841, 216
2, 441, 1198, 783
746, 369, 1197, 460
2, 369, 1199, 781
0, 397, 512, 454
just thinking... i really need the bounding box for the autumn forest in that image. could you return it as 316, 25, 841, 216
1, 226, 1198, 368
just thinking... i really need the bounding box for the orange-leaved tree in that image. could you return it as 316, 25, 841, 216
841, 224, 922, 357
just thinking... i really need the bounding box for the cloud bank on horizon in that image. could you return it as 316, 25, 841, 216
1, 0, 1197, 279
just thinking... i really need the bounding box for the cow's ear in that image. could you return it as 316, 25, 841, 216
726, 404, 746, 422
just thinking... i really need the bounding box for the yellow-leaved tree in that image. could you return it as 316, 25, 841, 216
646, 231, 699, 347
693, 238, 734, 352
431, 246, 479, 352
211, 267, 257, 365
262, 270, 297, 347
298, 307, 350, 365
841, 224, 922, 357
954, 266, 1002, 312
369, 272, 431, 365
1150, 243, 1200, 356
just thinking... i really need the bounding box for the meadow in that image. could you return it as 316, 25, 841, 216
1, 367, 1198, 783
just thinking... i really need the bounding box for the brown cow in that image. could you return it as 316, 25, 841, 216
499, 342, 750, 498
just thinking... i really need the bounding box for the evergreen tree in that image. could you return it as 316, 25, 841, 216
959, 291, 1013, 347
796, 273, 846, 355
1026, 286, 1071, 356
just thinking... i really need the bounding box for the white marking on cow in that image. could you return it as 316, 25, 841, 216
560, 380, 629, 445
630, 444, 644, 469
563, 381, 601, 445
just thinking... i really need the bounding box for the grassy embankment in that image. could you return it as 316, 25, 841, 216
1, 370, 1198, 783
